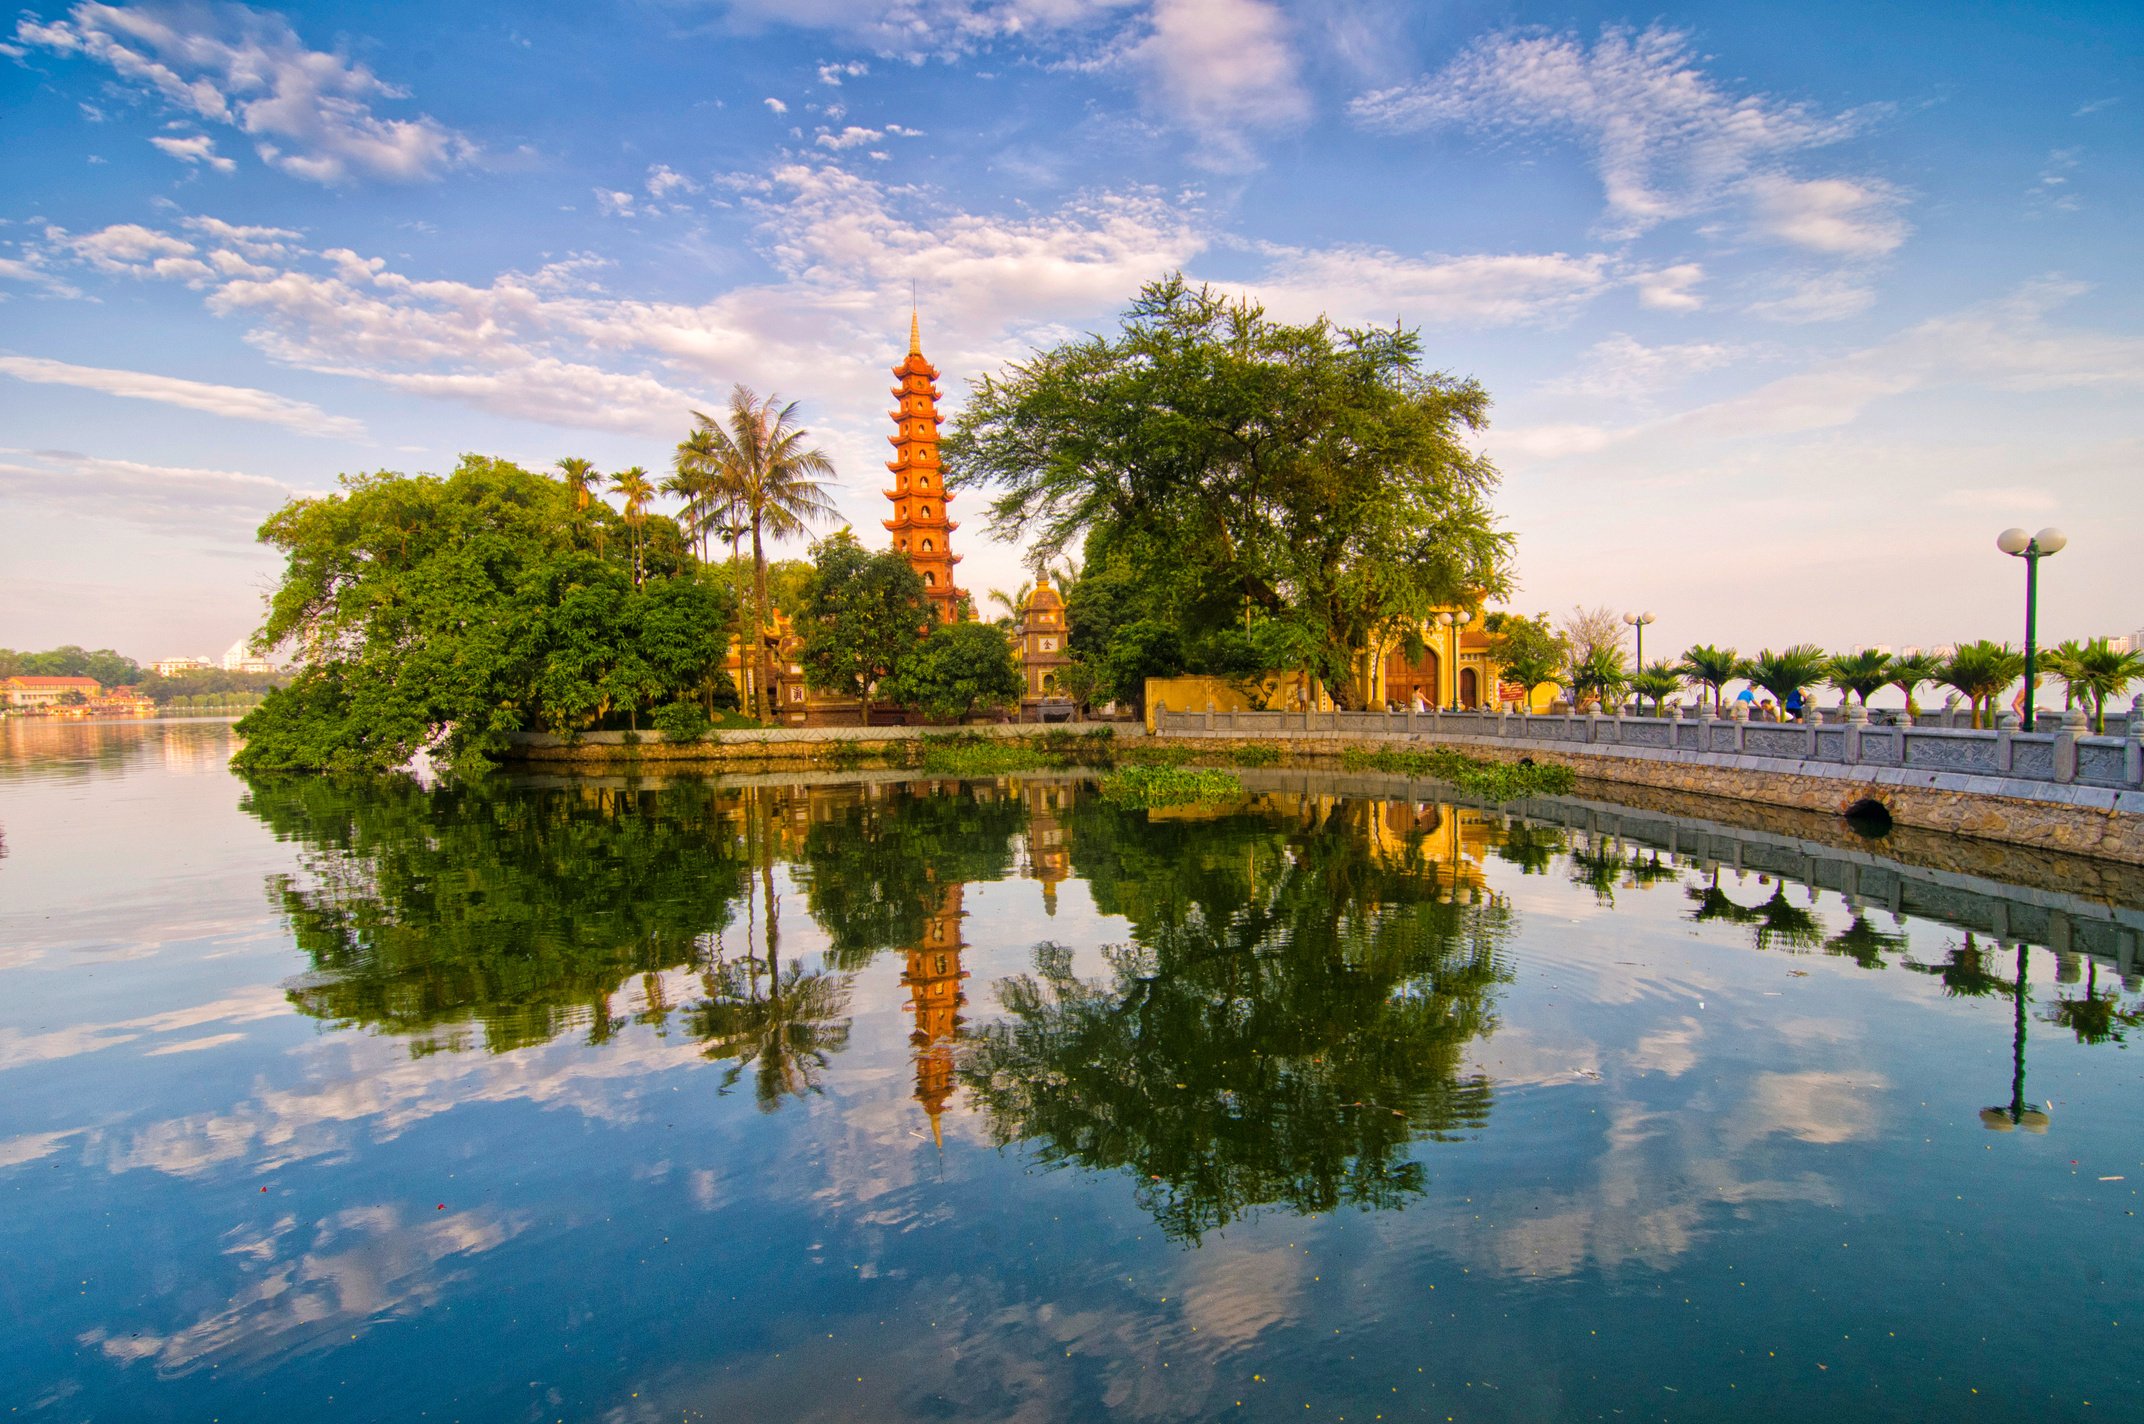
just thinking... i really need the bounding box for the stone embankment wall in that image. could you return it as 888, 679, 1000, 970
1143, 731, 2144, 867
506, 721, 1137, 772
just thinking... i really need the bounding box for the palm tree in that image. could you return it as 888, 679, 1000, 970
1565, 646, 1627, 711
683, 388, 838, 723
556, 456, 596, 512
1824, 648, 1892, 708
1630, 661, 1680, 715
1676, 643, 1740, 715
1942, 639, 2025, 730
2058, 638, 2143, 733
1739, 645, 1829, 720
1884, 651, 1944, 723
2039, 639, 2088, 713
986, 582, 1034, 631
608, 465, 655, 587
661, 455, 718, 563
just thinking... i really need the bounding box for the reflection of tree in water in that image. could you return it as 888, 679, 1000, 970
684, 957, 853, 1109
963, 795, 1511, 1243
1567, 837, 1626, 906
1824, 911, 1910, 970
794, 780, 1024, 968
2042, 958, 2143, 1045
1904, 934, 2010, 999
245, 776, 750, 1053
1492, 820, 1565, 875
1683, 872, 1822, 952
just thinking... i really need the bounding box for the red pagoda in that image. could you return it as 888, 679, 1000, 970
883, 311, 965, 623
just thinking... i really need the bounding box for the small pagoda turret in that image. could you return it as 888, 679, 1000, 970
884, 311, 964, 623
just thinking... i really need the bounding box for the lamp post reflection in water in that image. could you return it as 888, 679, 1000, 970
1981, 941, 2051, 1133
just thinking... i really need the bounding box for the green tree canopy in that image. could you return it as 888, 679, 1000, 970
796, 530, 931, 703
232, 456, 733, 774
944, 275, 1513, 706
882, 620, 1023, 722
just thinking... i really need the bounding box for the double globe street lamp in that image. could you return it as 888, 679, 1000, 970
1996, 527, 2067, 731
1622, 612, 1656, 689
1435, 609, 1472, 709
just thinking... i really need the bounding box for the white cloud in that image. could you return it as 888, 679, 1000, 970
594, 188, 639, 218
763, 96, 788, 114
2031, 147, 2081, 214
1350, 24, 1877, 239
645, 163, 698, 198
815, 125, 885, 151
16, 1, 477, 184
1119, 0, 1308, 169
817, 59, 869, 85
1748, 271, 1876, 324
52, 221, 198, 270
1635, 262, 1704, 312
148, 132, 237, 173
1544, 333, 1743, 401
1252, 246, 1612, 328
1746, 174, 1908, 256
0, 254, 84, 297
0, 355, 364, 436
0, 448, 302, 534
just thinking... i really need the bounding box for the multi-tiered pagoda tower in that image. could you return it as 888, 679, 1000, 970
884, 312, 964, 623
901, 876, 968, 1146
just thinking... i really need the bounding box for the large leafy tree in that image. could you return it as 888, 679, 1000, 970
795, 530, 931, 705
882, 620, 1023, 722
680, 387, 838, 723
233, 456, 731, 774
944, 275, 1512, 707
1481, 612, 1564, 710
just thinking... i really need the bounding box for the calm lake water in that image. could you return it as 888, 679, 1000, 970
3, 720, 2140, 1423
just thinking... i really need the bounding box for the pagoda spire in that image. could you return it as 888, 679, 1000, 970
884, 308, 964, 623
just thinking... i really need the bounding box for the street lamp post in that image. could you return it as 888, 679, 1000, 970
1436, 610, 1473, 708
1623, 612, 1655, 711
1996, 528, 2067, 732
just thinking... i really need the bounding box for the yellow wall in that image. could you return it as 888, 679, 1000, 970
1143, 672, 1332, 732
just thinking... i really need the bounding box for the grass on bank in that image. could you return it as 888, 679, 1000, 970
914, 728, 1118, 775
1099, 764, 1245, 807
1340, 747, 1575, 799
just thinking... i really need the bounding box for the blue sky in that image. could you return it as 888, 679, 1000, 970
2, 0, 2139, 662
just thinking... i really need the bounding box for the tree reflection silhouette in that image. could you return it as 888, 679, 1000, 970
684, 957, 853, 1110
795, 780, 1024, 968
962, 795, 1511, 1243
245, 777, 750, 1052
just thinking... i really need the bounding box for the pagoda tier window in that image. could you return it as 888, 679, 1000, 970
921, 538, 934, 551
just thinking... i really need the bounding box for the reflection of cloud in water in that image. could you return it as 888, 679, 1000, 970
1426, 1052, 1883, 1281
0, 1128, 80, 1169
98, 1022, 715, 1179
0, 985, 287, 1070
80, 1204, 524, 1375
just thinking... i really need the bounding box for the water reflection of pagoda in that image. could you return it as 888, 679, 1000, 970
1023, 782, 1073, 915
901, 877, 968, 1145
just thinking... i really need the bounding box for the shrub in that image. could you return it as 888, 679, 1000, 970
1339, 747, 1574, 799
1099, 765, 1244, 807
652, 701, 711, 742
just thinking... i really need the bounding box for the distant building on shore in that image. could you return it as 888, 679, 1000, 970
152, 657, 215, 677
4, 675, 102, 709
221, 641, 275, 675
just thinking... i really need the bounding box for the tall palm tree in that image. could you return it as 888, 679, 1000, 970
1884, 651, 1944, 723
1676, 643, 1740, 715
683, 388, 838, 722
1824, 648, 1892, 707
1942, 639, 2025, 730
1739, 645, 1829, 719
2055, 638, 2142, 733
609, 465, 656, 587
661, 456, 716, 564
556, 456, 596, 512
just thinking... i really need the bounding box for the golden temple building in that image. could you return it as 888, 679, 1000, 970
1017, 575, 1071, 713
885, 311, 965, 624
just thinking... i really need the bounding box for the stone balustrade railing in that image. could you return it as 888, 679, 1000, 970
1152, 694, 2144, 792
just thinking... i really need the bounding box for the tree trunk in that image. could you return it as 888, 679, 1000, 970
751, 522, 772, 724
